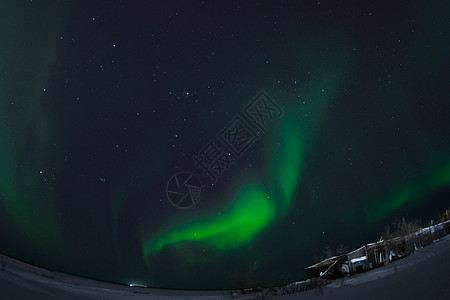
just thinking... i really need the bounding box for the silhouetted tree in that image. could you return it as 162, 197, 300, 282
440, 207, 450, 222
382, 217, 421, 239
322, 243, 348, 258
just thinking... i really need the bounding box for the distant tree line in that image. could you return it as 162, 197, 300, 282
313, 243, 348, 263
312, 206, 449, 264
381, 217, 422, 240
381, 206, 450, 241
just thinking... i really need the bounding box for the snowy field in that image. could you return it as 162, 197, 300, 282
1, 235, 450, 299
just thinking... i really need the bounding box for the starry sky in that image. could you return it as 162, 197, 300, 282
1, 0, 450, 290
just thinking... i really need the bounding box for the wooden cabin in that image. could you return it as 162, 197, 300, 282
305, 255, 348, 280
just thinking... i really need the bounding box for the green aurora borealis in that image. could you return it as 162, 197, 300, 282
143, 112, 305, 255
1, 0, 450, 290
0, 2, 68, 257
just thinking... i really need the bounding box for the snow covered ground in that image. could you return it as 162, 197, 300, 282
1, 235, 450, 299
280, 234, 450, 300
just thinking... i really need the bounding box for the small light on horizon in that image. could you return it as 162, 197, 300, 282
129, 283, 147, 287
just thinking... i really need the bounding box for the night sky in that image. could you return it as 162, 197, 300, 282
1, 0, 450, 290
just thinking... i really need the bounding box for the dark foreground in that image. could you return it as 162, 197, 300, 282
1, 235, 450, 299
281, 234, 450, 300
